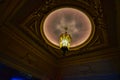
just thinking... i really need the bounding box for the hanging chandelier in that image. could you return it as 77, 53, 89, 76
59, 28, 71, 54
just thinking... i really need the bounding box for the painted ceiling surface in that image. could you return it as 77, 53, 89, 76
43, 8, 92, 48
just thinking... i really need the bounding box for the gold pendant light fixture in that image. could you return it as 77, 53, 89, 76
59, 27, 71, 54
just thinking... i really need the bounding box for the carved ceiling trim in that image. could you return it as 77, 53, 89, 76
0, 0, 119, 79
16, 0, 109, 58
2, 0, 114, 59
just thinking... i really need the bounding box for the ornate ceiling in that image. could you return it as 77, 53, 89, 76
0, 0, 120, 79
41, 7, 93, 50
3, 0, 111, 58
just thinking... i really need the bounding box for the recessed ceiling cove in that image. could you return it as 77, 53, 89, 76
41, 7, 94, 50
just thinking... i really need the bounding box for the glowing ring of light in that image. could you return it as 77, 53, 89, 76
41, 7, 95, 50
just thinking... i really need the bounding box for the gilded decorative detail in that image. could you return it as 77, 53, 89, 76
20, 0, 108, 57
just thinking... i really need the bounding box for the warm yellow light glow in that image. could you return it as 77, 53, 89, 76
59, 32, 71, 49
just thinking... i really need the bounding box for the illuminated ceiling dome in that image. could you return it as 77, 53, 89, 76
41, 7, 94, 50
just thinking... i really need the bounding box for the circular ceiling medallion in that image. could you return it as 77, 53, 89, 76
41, 7, 94, 50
